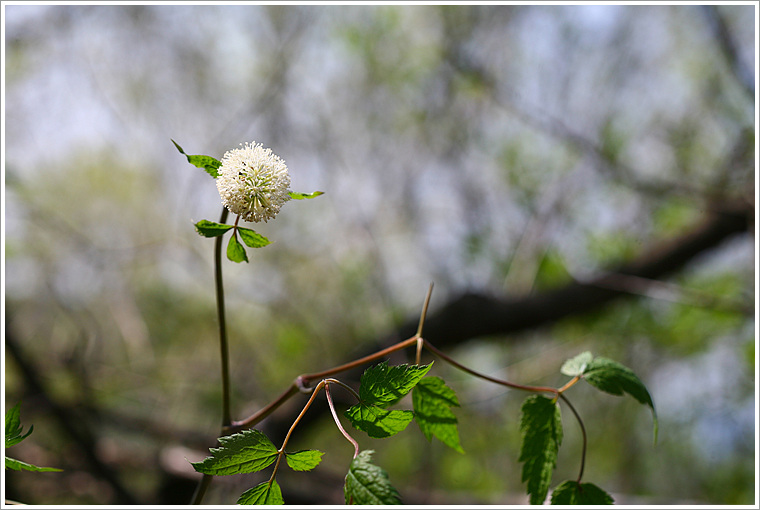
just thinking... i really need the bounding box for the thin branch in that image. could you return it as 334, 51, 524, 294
325, 381, 360, 458
559, 394, 587, 484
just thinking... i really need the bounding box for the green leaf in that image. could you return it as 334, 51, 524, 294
285, 450, 324, 472
550, 480, 614, 505
172, 139, 221, 178
582, 356, 658, 442
288, 191, 324, 200
344, 406, 414, 439
412, 376, 464, 453
358, 361, 433, 408
238, 227, 271, 248
237, 479, 284, 505
345, 361, 433, 438
191, 429, 278, 476
344, 450, 401, 505
194, 220, 234, 238
519, 395, 563, 505
560, 351, 593, 377
227, 233, 249, 263
5, 456, 62, 473
5, 402, 32, 448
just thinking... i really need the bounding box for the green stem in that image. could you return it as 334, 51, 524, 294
191, 207, 231, 505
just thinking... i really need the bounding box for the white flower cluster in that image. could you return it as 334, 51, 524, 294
216, 142, 291, 223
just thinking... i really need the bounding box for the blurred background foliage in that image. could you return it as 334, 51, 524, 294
3, 4, 756, 505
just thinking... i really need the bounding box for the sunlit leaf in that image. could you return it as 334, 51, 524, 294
519, 395, 563, 505
227, 233, 248, 263
192, 429, 278, 476
344, 450, 400, 505
238, 227, 271, 248
560, 351, 593, 377
345, 406, 414, 439
237, 479, 284, 505
285, 450, 323, 472
358, 361, 433, 408
288, 191, 324, 200
412, 376, 464, 453
5, 403, 32, 448
550, 480, 614, 505
194, 220, 234, 238
5, 457, 62, 473
172, 139, 221, 178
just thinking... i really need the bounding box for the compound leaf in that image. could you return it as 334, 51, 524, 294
412, 376, 464, 453
560, 351, 593, 377
289, 191, 324, 200
344, 450, 401, 505
285, 450, 324, 472
550, 480, 614, 505
583, 356, 657, 442
227, 233, 248, 263
192, 429, 278, 476
172, 139, 221, 178
237, 479, 284, 505
238, 227, 271, 248
194, 220, 234, 238
519, 395, 563, 505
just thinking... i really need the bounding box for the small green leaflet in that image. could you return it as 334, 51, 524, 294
576, 355, 658, 442
192, 429, 278, 476
550, 480, 614, 505
345, 361, 432, 439
289, 191, 324, 200
285, 450, 324, 471
227, 234, 249, 263
194, 220, 234, 238
560, 351, 594, 377
519, 395, 562, 505
344, 450, 401, 505
237, 480, 284, 505
172, 139, 221, 178
5, 403, 33, 448
412, 376, 464, 453
238, 227, 271, 248
5, 403, 62, 473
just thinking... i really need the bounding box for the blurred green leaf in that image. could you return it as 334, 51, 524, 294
172, 139, 221, 178
227, 233, 248, 263
550, 480, 614, 504
192, 429, 278, 476
519, 395, 563, 505
412, 376, 464, 453
289, 191, 324, 200
5, 402, 32, 448
238, 227, 271, 248
5, 457, 62, 473
237, 479, 284, 505
194, 220, 234, 238
344, 450, 401, 505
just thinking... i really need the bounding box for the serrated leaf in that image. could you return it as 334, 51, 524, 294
285, 450, 323, 471
345, 406, 414, 439
583, 356, 658, 442
358, 361, 433, 408
5, 456, 62, 473
238, 227, 271, 248
289, 191, 324, 200
237, 479, 284, 505
172, 139, 221, 178
550, 480, 614, 505
344, 450, 401, 505
412, 376, 464, 453
194, 220, 234, 238
560, 351, 594, 377
519, 395, 563, 505
192, 429, 278, 476
5, 403, 33, 448
227, 233, 248, 263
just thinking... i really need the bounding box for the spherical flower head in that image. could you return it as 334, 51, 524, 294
216, 142, 291, 223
